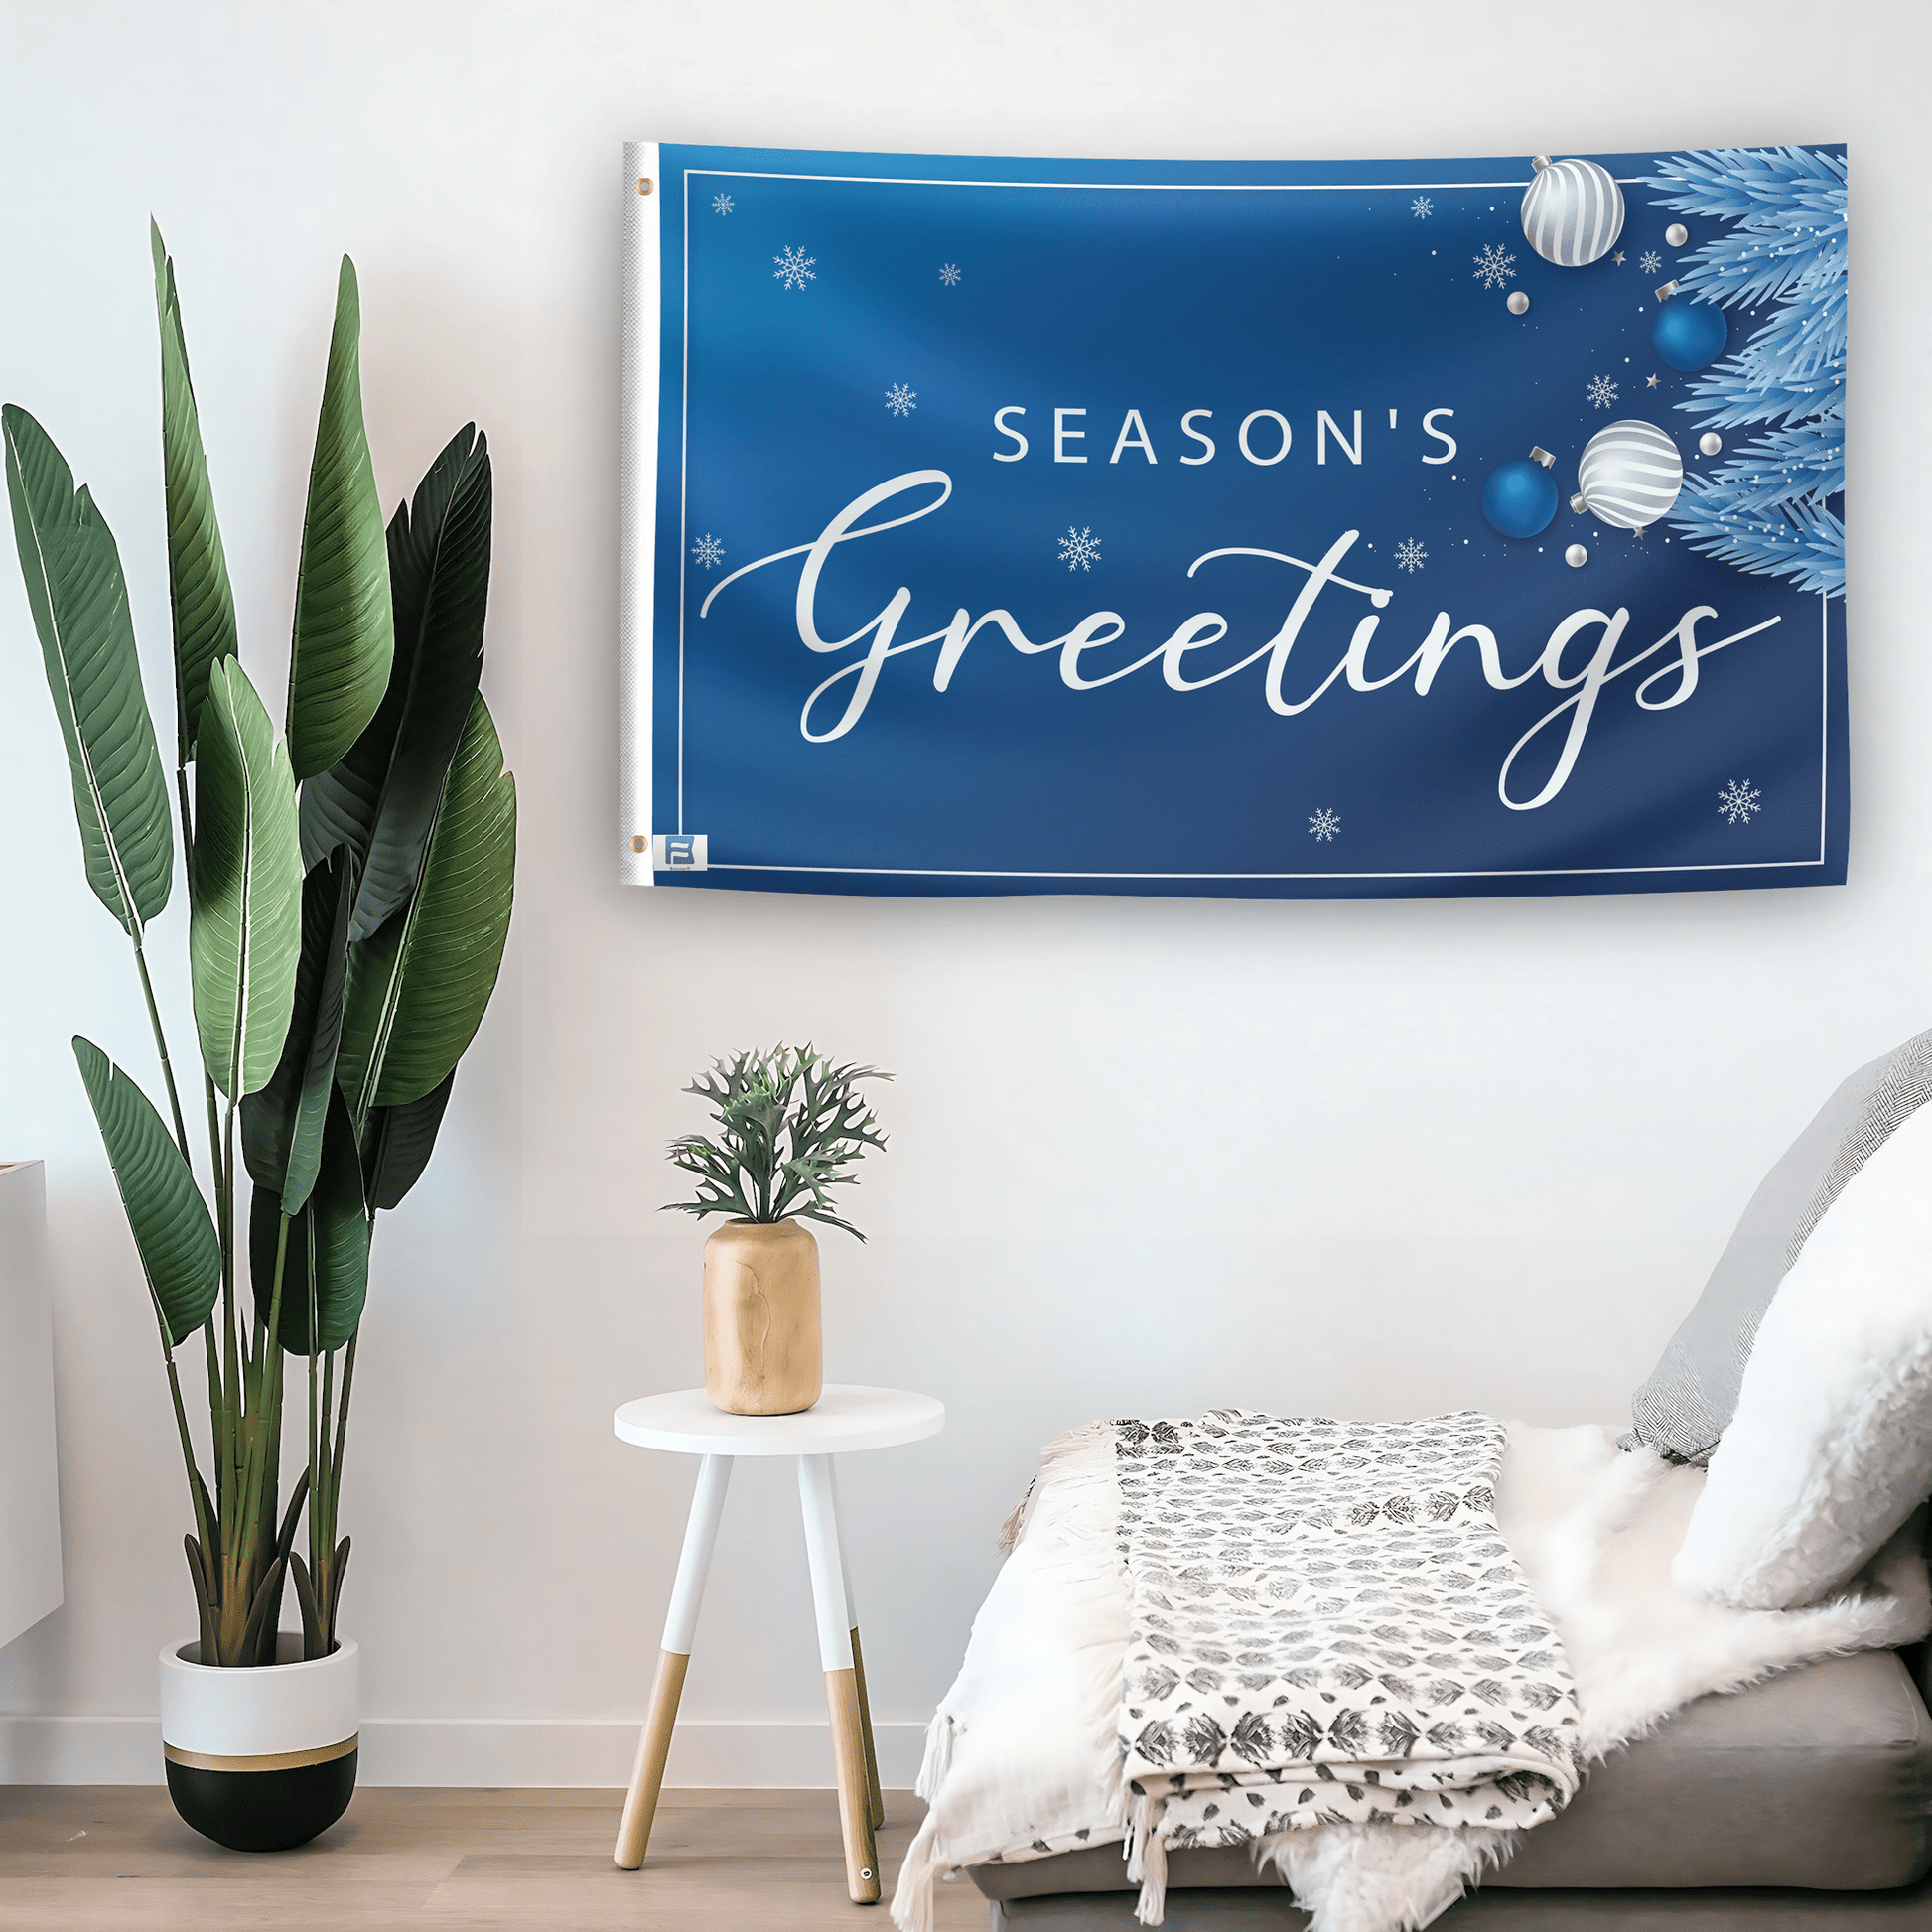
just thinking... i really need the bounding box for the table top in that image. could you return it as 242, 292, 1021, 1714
613, 1384, 945, 1456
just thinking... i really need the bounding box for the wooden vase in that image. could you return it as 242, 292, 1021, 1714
702, 1219, 823, 1415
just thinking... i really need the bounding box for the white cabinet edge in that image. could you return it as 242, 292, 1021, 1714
0, 1161, 63, 1650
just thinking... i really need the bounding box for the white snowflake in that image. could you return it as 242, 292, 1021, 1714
1309, 807, 1341, 843
1057, 525, 1101, 572
1394, 538, 1427, 573
691, 533, 725, 570
1638, 249, 1662, 274
1472, 243, 1517, 290
939, 262, 962, 286
772, 245, 816, 292
1411, 196, 1433, 219
1718, 778, 1761, 826
712, 194, 735, 216
1587, 373, 1620, 409
885, 383, 917, 417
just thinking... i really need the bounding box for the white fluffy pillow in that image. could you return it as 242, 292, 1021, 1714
1674, 1098, 1932, 1609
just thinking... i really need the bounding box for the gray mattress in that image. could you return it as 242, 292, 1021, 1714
969, 1649, 1932, 1915
986, 1873, 1932, 1929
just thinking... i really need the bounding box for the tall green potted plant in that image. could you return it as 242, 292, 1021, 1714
3, 225, 515, 1852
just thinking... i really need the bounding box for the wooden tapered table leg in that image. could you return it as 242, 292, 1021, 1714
614, 1453, 732, 1869
849, 1625, 885, 1832
799, 1453, 881, 1903
615, 1649, 687, 1867
824, 1662, 878, 1899
828, 1460, 885, 1831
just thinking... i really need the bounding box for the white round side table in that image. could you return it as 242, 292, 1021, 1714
610, 1384, 944, 1903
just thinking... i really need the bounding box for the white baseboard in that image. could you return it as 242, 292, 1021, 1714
0, 1714, 929, 1788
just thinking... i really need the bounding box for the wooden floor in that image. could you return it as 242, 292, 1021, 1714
0, 1787, 991, 1931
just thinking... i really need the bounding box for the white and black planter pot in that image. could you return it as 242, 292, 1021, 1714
159, 1635, 358, 1852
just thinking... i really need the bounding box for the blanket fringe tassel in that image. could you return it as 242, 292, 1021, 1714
1125, 1791, 1170, 1926
891, 1713, 962, 1932
914, 1710, 954, 1804
891, 1815, 941, 1932
1000, 1419, 1116, 1553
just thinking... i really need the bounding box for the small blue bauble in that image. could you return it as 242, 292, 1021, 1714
1481, 456, 1559, 539
1652, 296, 1727, 373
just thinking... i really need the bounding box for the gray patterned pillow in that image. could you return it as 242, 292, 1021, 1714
1623, 1026, 1932, 1463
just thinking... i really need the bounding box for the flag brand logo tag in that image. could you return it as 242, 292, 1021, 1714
652, 833, 707, 870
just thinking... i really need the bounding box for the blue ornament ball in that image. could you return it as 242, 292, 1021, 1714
1652, 296, 1727, 373
1481, 454, 1559, 539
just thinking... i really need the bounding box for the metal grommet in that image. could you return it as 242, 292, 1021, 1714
861, 1869, 875, 1880
636, 177, 653, 196
630, 835, 647, 853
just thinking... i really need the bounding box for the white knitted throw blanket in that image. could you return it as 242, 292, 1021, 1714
1111, 1412, 1581, 1919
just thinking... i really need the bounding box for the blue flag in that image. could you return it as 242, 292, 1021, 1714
620, 142, 1847, 899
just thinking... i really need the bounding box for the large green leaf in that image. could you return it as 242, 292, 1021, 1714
250, 1086, 369, 1354
338, 693, 515, 1117
190, 658, 303, 1099
301, 427, 490, 946
241, 848, 354, 1213
286, 257, 393, 780
73, 1036, 219, 1347
150, 223, 237, 764
360, 1068, 456, 1212
3, 405, 174, 936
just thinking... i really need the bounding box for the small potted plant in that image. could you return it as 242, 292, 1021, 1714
665, 1046, 890, 1415
5, 227, 514, 1851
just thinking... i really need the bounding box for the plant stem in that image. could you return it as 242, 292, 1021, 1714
332, 1335, 355, 1492
168, 773, 226, 1619
307, 1313, 320, 1573
221, 1099, 238, 1377
131, 939, 191, 1166
236, 1215, 290, 1579
137, 763, 225, 1630
220, 1097, 238, 1411
324, 1336, 357, 1650
215, 1099, 242, 1649
257, 1258, 288, 1658
202, 1318, 224, 1519
312, 1343, 335, 1643
198, 1073, 229, 1528
162, 1343, 214, 1578
202, 1073, 224, 1239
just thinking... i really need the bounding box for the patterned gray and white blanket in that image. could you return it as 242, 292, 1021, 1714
1114, 1411, 1583, 1896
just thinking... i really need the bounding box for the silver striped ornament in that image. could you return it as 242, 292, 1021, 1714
1571, 419, 1684, 531
1520, 155, 1625, 267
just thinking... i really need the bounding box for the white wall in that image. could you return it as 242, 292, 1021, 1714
0, 0, 1922, 1786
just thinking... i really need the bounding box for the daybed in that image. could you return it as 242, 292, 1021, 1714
971, 1645, 1932, 1926
900, 1029, 1932, 1932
